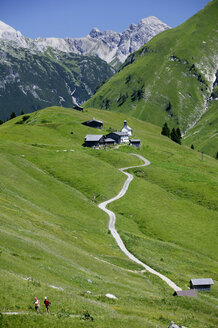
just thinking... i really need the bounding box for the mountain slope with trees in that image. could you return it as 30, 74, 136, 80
0, 42, 114, 121
85, 0, 218, 152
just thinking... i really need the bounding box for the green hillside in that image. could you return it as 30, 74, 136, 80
183, 100, 218, 157
0, 106, 217, 327
85, 0, 218, 139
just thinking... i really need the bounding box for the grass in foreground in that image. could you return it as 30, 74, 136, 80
0, 106, 217, 327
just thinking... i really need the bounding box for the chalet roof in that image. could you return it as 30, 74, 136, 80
190, 278, 214, 286
174, 290, 197, 297
109, 131, 129, 136
122, 125, 132, 130
83, 118, 103, 124
85, 134, 104, 142
104, 138, 115, 142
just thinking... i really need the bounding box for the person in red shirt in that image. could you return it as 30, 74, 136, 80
44, 296, 51, 313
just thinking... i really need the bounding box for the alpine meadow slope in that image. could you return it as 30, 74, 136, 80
0, 106, 217, 327
183, 100, 218, 157
85, 0, 218, 156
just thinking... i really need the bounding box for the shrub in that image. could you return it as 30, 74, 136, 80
22, 115, 30, 122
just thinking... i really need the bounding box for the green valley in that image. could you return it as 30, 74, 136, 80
0, 106, 217, 327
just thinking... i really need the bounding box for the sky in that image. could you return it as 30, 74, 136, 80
0, 0, 211, 39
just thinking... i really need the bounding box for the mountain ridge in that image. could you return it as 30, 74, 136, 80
0, 16, 170, 67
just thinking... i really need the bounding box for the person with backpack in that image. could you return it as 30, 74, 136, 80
44, 296, 51, 313
34, 297, 39, 314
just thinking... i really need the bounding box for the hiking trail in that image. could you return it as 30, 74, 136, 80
98, 153, 181, 292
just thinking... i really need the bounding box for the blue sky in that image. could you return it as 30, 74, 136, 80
1, 0, 211, 39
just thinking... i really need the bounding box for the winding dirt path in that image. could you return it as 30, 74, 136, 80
98, 154, 181, 292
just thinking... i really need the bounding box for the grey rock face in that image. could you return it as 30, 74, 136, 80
0, 17, 170, 67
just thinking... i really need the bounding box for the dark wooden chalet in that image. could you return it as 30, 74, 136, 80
173, 290, 197, 297
190, 278, 214, 291
104, 138, 116, 146
106, 131, 129, 144
73, 104, 83, 111
84, 135, 104, 148
130, 139, 141, 148
82, 118, 103, 129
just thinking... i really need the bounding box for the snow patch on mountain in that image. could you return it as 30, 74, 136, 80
0, 20, 28, 47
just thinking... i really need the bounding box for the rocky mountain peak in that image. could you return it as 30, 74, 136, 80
0, 20, 16, 32
89, 27, 102, 38
127, 23, 137, 31
139, 16, 163, 25
0, 17, 171, 67
0, 20, 21, 39
0, 20, 28, 48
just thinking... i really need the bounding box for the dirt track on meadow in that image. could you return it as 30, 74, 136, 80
98, 153, 181, 292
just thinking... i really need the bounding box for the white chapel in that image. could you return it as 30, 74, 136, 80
121, 120, 132, 136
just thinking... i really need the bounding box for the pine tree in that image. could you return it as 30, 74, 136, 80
161, 122, 170, 137
20, 110, 25, 115
9, 112, 16, 120
176, 128, 182, 144
170, 127, 182, 144
170, 128, 177, 142
165, 101, 172, 112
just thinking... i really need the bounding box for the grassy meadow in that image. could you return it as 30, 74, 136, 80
0, 106, 217, 327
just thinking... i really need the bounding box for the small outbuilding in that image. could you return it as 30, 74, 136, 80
173, 290, 197, 298
106, 131, 129, 144
121, 120, 132, 136
73, 104, 83, 111
82, 118, 103, 129
190, 278, 214, 292
130, 139, 141, 148
84, 134, 104, 148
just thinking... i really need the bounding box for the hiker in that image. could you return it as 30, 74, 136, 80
44, 296, 51, 313
34, 297, 39, 313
